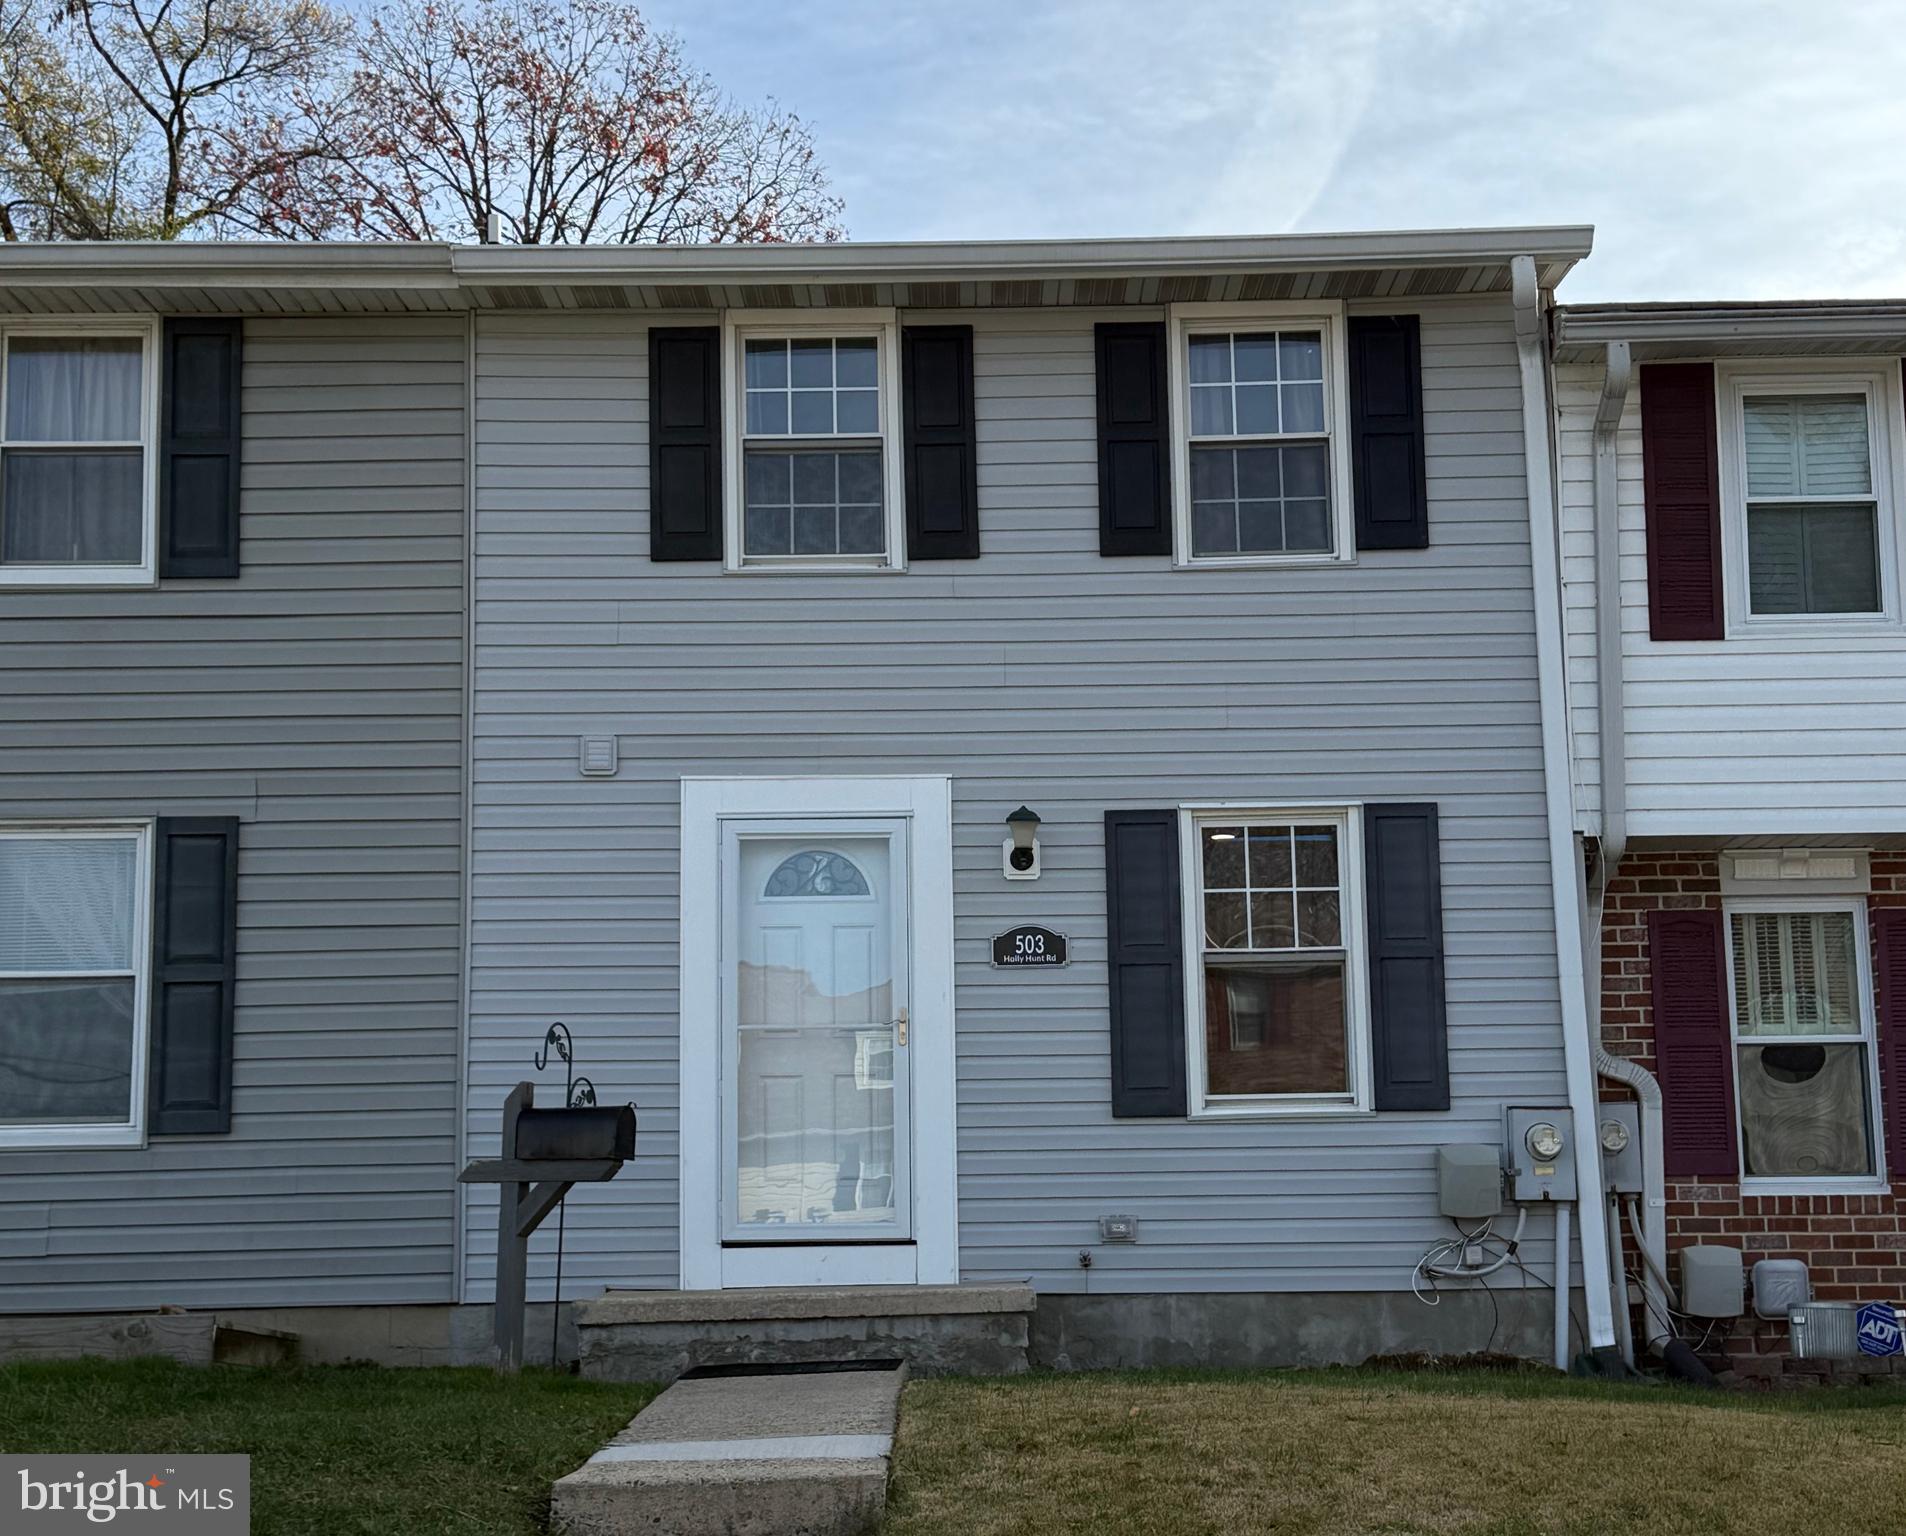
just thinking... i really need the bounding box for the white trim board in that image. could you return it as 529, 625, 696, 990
677, 775, 958, 1289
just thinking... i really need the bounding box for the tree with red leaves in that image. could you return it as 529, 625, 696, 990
0, 0, 845, 243
297, 0, 845, 243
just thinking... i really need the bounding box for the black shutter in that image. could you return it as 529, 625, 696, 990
903, 325, 979, 560
1363, 802, 1449, 1111
149, 818, 239, 1135
1104, 810, 1187, 1117
159, 317, 242, 579
648, 326, 722, 561
1348, 315, 1428, 551
1095, 322, 1171, 556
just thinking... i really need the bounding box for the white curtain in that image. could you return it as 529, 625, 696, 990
5, 338, 142, 442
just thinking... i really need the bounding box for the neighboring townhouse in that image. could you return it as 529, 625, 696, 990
0, 249, 469, 1331
1556, 301, 1906, 1373
0, 230, 1623, 1373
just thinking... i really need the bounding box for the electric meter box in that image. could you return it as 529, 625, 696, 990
1504, 1106, 1578, 1201
1681, 1245, 1746, 1319
1597, 1101, 1644, 1194
1436, 1143, 1503, 1221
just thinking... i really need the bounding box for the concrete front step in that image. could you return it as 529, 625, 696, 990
575, 1283, 1033, 1381
551, 1362, 907, 1536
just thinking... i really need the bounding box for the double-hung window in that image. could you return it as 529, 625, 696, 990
1182, 807, 1370, 1115
1724, 900, 1884, 1187
0, 825, 152, 1148
1169, 303, 1354, 567
0, 325, 157, 585
725, 312, 905, 570
1720, 365, 1899, 626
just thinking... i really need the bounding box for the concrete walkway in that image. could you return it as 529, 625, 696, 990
550, 1363, 906, 1535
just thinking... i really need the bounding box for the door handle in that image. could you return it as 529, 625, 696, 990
896, 1006, 908, 1047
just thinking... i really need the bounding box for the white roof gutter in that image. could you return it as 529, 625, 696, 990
0, 225, 1593, 293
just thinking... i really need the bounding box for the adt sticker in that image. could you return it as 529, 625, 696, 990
1855, 1302, 1904, 1358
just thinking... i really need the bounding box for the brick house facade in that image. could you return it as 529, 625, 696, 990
1598, 846, 1906, 1371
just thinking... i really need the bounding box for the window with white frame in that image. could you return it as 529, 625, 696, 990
1722, 368, 1896, 622
0, 826, 151, 1147
728, 314, 903, 569
1171, 305, 1352, 566
1726, 901, 1882, 1183
1186, 810, 1367, 1111
0, 327, 156, 584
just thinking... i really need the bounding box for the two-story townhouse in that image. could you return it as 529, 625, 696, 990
456, 229, 1617, 1372
0, 230, 1621, 1374
1556, 301, 1906, 1374
0, 247, 471, 1353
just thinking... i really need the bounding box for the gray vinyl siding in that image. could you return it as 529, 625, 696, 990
0, 315, 465, 1311
465, 300, 1567, 1299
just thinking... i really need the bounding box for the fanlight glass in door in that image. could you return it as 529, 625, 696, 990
733, 835, 901, 1232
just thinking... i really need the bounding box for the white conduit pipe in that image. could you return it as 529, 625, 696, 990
1554, 1203, 1573, 1370
1607, 1192, 1636, 1365
1583, 338, 1672, 1350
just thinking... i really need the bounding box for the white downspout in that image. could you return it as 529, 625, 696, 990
1511, 255, 1617, 1358
1583, 338, 1674, 1349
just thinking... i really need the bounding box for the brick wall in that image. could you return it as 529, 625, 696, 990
1596, 847, 1906, 1369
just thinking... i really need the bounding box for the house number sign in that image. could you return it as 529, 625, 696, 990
991, 925, 1068, 967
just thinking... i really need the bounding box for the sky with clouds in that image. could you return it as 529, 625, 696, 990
640, 0, 1906, 302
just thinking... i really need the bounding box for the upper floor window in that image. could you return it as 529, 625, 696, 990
1719, 364, 1900, 629
1183, 807, 1371, 1116
0, 327, 156, 586
725, 312, 905, 571
1725, 900, 1883, 1188
1168, 303, 1354, 569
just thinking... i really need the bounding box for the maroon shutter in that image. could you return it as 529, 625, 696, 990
1639, 362, 1723, 641
1649, 908, 1737, 1177
1877, 909, 1906, 1177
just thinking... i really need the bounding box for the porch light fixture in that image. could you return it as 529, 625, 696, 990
1004, 806, 1042, 880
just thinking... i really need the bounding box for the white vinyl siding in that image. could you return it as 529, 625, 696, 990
1557, 360, 1906, 836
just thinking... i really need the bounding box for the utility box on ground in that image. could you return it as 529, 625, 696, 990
1681, 1245, 1745, 1319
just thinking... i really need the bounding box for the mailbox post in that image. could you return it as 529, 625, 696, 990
458, 1080, 634, 1370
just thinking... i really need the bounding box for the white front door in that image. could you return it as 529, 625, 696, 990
720, 821, 912, 1242
678, 776, 958, 1290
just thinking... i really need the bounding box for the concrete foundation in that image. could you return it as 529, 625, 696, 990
1031, 1289, 1556, 1371
0, 1288, 1559, 1373
575, 1285, 1033, 1383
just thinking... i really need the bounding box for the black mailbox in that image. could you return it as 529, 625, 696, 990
513, 1104, 636, 1162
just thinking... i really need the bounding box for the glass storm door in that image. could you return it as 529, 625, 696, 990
720, 819, 912, 1242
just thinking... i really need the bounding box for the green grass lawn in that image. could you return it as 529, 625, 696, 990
0, 1358, 655, 1535
888, 1368, 1906, 1536
7, 1360, 1906, 1536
